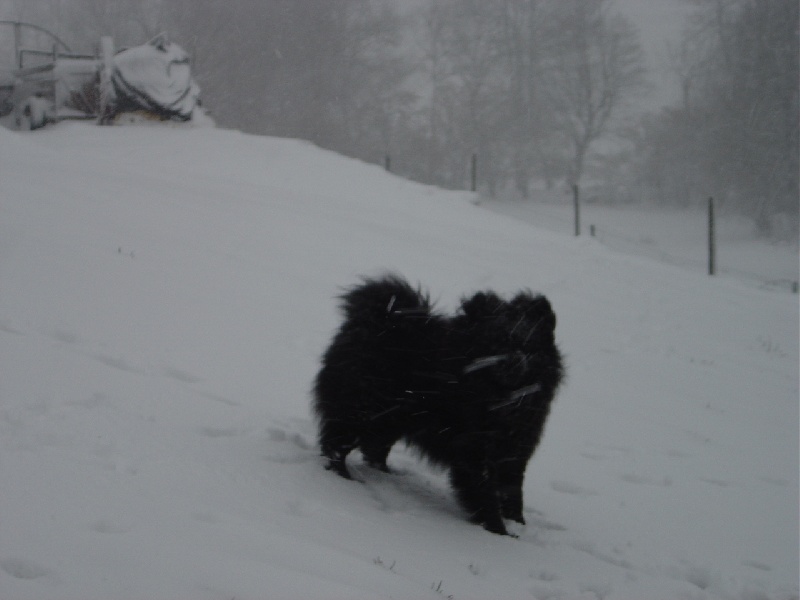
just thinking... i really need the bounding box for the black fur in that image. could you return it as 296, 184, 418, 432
313, 274, 564, 535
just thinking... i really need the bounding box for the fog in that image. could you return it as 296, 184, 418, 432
1, 0, 797, 238
613, 0, 689, 110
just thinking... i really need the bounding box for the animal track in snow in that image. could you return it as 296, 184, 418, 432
550, 480, 599, 497
569, 541, 633, 570
200, 426, 246, 439
195, 391, 240, 407
162, 366, 203, 384
49, 329, 80, 344
66, 392, 110, 410
579, 452, 608, 461
531, 569, 560, 582
1, 557, 52, 580
91, 353, 143, 374
685, 430, 716, 446
0, 320, 24, 335
580, 444, 634, 462
741, 559, 771, 572
668, 562, 717, 591
191, 512, 220, 524
266, 426, 313, 450
263, 425, 316, 464
699, 477, 734, 488
89, 520, 129, 535
621, 473, 672, 487
759, 476, 788, 487
524, 512, 567, 532
529, 583, 566, 600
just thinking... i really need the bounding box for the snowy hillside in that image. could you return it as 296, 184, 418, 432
1, 123, 797, 600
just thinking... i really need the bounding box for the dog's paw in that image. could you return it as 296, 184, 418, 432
324, 458, 354, 480
505, 519, 527, 538
482, 519, 510, 536
365, 459, 392, 474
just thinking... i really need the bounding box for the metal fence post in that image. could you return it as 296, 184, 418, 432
470, 153, 477, 192
708, 196, 716, 276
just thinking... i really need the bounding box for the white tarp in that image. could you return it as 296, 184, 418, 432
111, 34, 200, 121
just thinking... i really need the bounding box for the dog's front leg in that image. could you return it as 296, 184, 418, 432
497, 458, 529, 524
449, 463, 508, 535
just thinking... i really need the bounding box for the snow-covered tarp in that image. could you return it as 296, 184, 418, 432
111, 34, 200, 121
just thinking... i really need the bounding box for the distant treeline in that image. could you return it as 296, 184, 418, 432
2, 0, 797, 237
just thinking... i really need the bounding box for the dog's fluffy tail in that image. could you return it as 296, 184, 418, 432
339, 274, 431, 323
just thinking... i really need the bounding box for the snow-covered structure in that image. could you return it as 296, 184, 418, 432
1, 25, 205, 129
109, 33, 201, 122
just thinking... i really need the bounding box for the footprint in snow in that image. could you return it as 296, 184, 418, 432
191, 512, 220, 524
50, 329, 80, 344
530, 583, 564, 600
668, 562, 717, 591
550, 480, 599, 497
580, 451, 608, 461
621, 473, 672, 487
162, 366, 203, 384
685, 430, 716, 446
699, 477, 734, 488
0, 557, 53, 581
0, 321, 24, 336
195, 391, 240, 407
89, 520, 129, 535
92, 353, 143, 374
759, 476, 788, 487
741, 560, 771, 572
200, 426, 246, 439
264, 425, 315, 464
524, 511, 567, 532
665, 448, 692, 459
569, 541, 633, 570
66, 392, 110, 411
580, 444, 634, 462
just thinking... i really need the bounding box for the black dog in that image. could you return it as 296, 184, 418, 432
313, 274, 564, 535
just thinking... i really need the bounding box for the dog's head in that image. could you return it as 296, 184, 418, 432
459, 290, 560, 390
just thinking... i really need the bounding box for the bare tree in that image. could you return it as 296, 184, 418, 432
706, 0, 799, 233
499, 0, 559, 196
418, 0, 516, 193
542, 0, 646, 187
633, 0, 798, 236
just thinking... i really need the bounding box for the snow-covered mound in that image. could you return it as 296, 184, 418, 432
0, 123, 797, 600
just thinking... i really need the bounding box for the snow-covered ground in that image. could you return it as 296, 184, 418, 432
1, 123, 797, 600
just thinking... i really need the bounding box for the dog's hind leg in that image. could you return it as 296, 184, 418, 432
360, 436, 398, 473
449, 463, 508, 535
360, 420, 404, 473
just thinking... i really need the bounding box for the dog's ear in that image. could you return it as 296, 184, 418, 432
460, 291, 504, 319
512, 292, 556, 332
